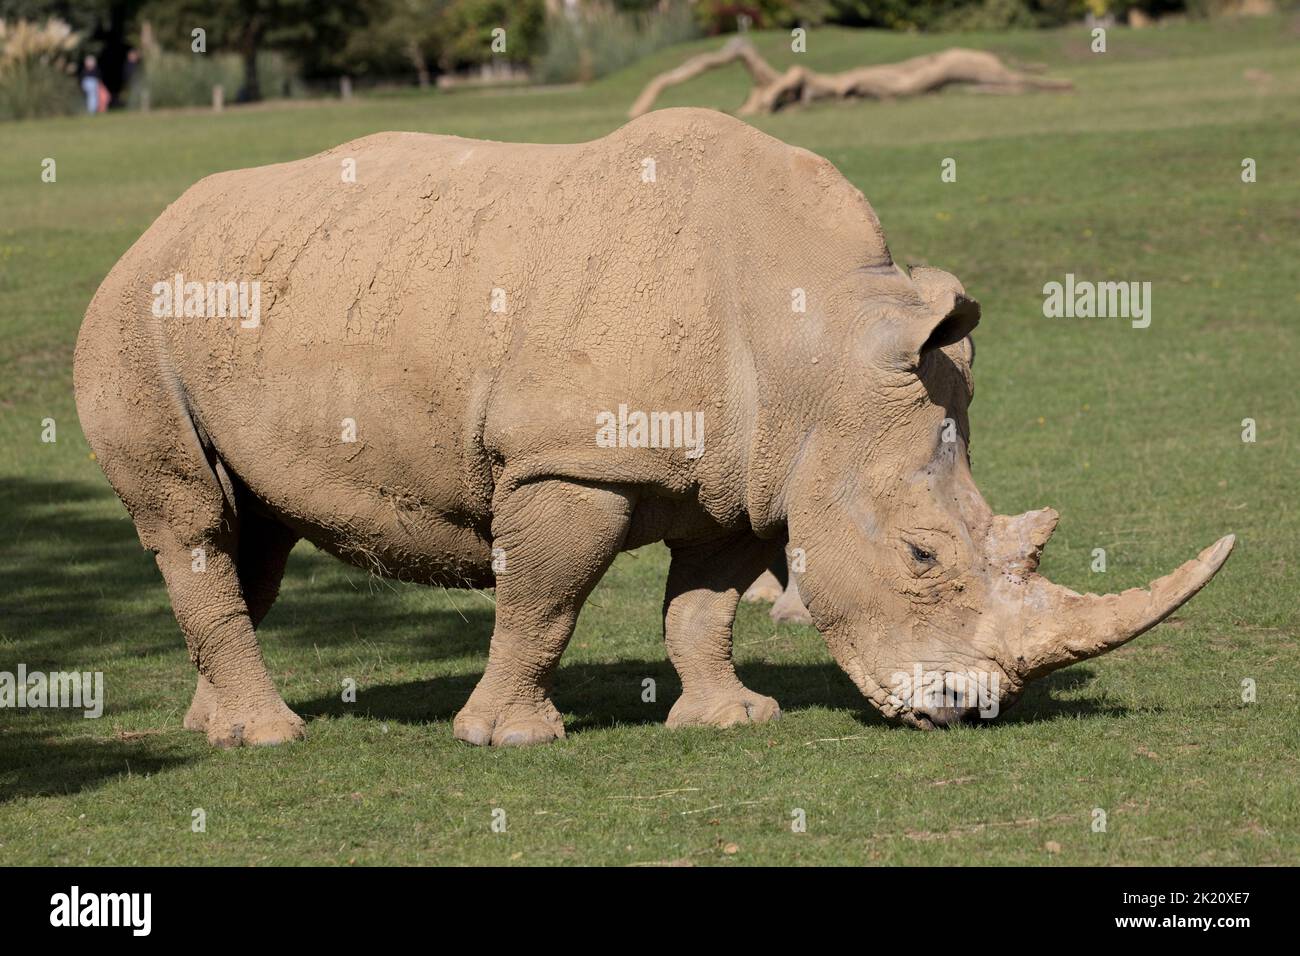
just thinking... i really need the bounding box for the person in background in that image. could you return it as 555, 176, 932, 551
81, 55, 101, 114
122, 49, 140, 98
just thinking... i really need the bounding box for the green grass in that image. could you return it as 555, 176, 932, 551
1, 17, 1298, 865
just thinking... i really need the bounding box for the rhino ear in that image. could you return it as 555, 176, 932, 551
920, 293, 980, 355
907, 265, 980, 358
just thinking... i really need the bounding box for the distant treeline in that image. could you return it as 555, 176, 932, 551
0, 0, 1275, 119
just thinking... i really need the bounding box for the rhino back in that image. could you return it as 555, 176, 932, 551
86, 109, 890, 570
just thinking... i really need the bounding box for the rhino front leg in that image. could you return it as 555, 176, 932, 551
454, 480, 634, 747
664, 534, 783, 729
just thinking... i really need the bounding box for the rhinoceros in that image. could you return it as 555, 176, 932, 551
74, 108, 1233, 748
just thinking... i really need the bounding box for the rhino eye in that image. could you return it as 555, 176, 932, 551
907, 542, 937, 565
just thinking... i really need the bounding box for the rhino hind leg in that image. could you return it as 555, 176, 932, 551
453, 480, 635, 747
182, 674, 218, 733
741, 554, 813, 625
183, 512, 299, 735
663, 534, 783, 730
152, 513, 305, 747
76, 302, 303, 747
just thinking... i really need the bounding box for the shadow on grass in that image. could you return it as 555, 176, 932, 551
0, 721, 191, 803
0, 476, 494, 801
1, 476, 170, 665
998, 666, 1145, 724
0, 476, 495, 670
296, 658, 1132, 733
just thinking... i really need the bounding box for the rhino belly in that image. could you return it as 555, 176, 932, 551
183, 339, 497, 588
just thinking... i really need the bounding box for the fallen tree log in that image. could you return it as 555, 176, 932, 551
629, 37, 1072, 118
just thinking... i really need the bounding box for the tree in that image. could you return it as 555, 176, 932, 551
338, 0, 448, 87
436, 0, 543, 72
139, 0, 368, 100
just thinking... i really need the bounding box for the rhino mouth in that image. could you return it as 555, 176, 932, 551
886, 683, 1021, 730
895, 709, 941, 730
897, 707, 975, 730
828, 652, 984, 730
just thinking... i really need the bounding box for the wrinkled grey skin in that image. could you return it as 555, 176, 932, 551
73, 108, 1233, 747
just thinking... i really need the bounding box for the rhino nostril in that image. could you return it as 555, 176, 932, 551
916, 705, 981, 728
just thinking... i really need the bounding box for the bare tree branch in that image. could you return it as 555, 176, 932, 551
629, 39, 1072, 118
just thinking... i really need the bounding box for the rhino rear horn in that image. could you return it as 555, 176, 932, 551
988, 508, 1059, 576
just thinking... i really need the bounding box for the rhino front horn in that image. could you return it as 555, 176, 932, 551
1017, 534, 1235, 679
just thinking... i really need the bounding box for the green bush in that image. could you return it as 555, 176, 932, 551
438, 0, 546, 72
692, 0, 832, 32
0, 17, 83, 121
936, 0, 1044, 30
125, 50, 303, 109
537, 2, 701, 85
0, 57, 80, 120
701, 0, 1093, 31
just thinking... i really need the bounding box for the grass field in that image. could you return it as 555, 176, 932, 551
1, 16, 1297, 866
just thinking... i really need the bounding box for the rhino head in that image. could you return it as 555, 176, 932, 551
781, 264, 1234, 728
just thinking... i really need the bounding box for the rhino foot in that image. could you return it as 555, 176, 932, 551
742, 570, 784, 604
206, 699, 306, 748
770, 585, 812, 625
183, 674, 219, 732
183, 675, 304, 747
667, 687, 781, 729
453, 697, 566, 747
